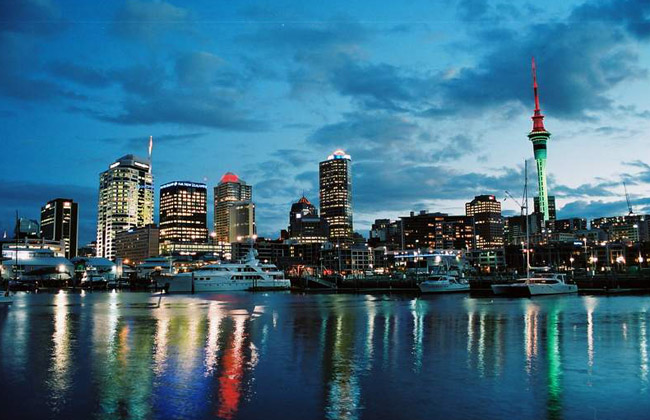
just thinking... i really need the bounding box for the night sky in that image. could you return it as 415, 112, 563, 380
2, 0, 650, 245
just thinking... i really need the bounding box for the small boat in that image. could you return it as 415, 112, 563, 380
419, 273, 470, 293
491, 272, 577, 297
81, 269, 107, 288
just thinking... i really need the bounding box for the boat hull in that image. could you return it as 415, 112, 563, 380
491, 283, 577, 297
165, 276, 291, 293
419, 282, 470, 294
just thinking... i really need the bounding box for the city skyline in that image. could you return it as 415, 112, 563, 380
3, 0, 650, 245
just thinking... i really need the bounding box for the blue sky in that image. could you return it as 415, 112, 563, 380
1, 0, 650, 244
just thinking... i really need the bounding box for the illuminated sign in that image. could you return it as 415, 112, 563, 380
161, 181, 207, 189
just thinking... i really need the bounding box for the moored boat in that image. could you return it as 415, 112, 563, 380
491, 272, 577, 297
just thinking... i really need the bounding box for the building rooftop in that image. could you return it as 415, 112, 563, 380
327, 149, 351, 160
220, 172, 245, 184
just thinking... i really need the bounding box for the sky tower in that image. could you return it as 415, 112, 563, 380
528, 57, 551, 222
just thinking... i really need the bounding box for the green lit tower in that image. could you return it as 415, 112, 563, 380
528, 57, 551, 222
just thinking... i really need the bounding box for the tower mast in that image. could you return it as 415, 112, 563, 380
528, 57, 551, 222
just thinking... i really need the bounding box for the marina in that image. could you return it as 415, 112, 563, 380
1, 291, 650, 419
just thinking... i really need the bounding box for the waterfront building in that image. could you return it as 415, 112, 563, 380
96, 154, 154, 260
77, 241, 97, 258
554, 217, 587, 233
113, 224, 159, 264
321, 242, 373, 274
230, 238, 289, 265
214, 172, 255, 243
288, 196, 327, 244
368, 219, 402, 250
319, 150, 353, 242
40, 198, 78, 258
591, 215, 649, 243
465, 195, 504, 249
14, 218, 40, 239
399, 211, 475, 250
504, 214, 540, 245
159, 181, 209, 255
528, 58, 553, 223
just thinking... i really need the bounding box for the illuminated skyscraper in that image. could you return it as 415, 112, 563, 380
159, 181, 209, 254
96, 154, 154, 259
528, 58, 552, 222
40, 198, 78, 258
465, 195, 504, 249
319, 150, 353, 242
214, 172, 255, 243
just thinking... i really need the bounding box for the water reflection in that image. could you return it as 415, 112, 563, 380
3, 293, 650, 419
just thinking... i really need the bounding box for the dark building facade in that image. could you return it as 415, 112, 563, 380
400, 212, 475, 250
368, 219, 402, 249
319, 150, 353, 242
288, 196, 327, 243
40, 198, 79, 258
534, 195, 557, 222
159, 181, 209, 254
465, 195, 504, 249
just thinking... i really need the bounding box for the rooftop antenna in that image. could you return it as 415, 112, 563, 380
148, 135, 153, 173
624, 181, 634, 216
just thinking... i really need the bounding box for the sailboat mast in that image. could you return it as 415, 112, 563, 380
524, 161, 530, 280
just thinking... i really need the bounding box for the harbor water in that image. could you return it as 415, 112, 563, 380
1, 291, 649, 419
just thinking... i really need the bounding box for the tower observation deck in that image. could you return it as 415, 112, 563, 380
527, 57, 551, 222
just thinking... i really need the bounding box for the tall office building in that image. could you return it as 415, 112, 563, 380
528, 58, 552, 223
288, 196, 327, 244
40, 198, 78, 258
465, 195, 504, 249
319, 150, 353, 242
214, 172, 255, 243
159, 181, 209, 254
96, 154, 154, 260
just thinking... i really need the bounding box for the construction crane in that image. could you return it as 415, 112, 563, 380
624, 182, 634, 216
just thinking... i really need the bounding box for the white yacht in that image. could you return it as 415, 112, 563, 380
491, 273, 577, 297
164, 249, 290, 293
419, 273, 470, 293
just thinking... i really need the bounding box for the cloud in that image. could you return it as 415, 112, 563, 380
112, 0, 193, 42
0, 0, 66, 35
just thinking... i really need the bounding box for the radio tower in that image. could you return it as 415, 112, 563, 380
528, 57, 551, 222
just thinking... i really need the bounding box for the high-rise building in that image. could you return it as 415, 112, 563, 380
96, 154, 154, 260
534, 195, 556, 222
319, 150, 353, 242
40, 198, 78, 258
113, 224, 159, 264
465, 195, 504, 249
528, 58, 552, 222
288, 196, 327, 244
214, 172, 255, 243
159, 181, 208, 254
399, 211, 475, 250
368, 219, 402, 249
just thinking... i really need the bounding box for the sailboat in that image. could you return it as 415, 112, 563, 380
491, 161, 577, 297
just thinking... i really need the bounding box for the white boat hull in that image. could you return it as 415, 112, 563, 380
492, 283, 577, 297
165, 276, 291, 293
419, 282, 470, 294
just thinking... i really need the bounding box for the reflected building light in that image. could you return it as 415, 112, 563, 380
153, 317, 170, 377
204, 303, 224, 377
365, 298, 376, 366
525, 304, 539, 375
325, 315, 361, 420
218, 315, 247, 420
410, 299, 423, 373
622, 322, 628, 341
546, 310, 563, 419
640, 313, 648, 386
478, 312, 486, 376
584, 297, 598, 370
50, 291, 71, 404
